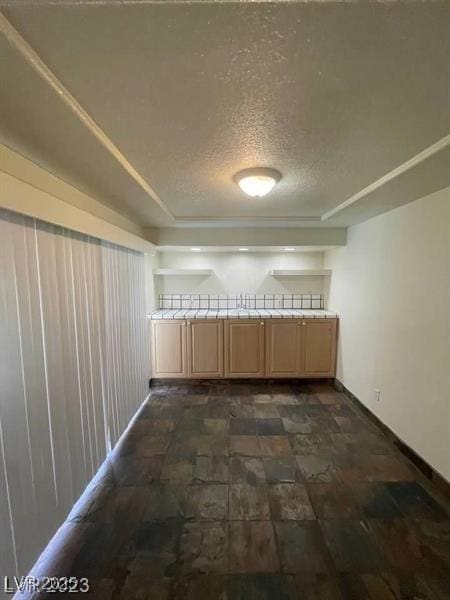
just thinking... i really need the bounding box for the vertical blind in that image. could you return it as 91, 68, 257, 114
0, 208, 149, 578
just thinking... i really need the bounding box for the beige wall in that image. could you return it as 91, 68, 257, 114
156, 251, 328, 298
324, 187, 450, 480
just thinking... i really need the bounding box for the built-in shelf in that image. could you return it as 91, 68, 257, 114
269, 269, 332, 277
153, 268, 213, 276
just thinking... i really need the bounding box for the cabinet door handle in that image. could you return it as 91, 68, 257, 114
187, 321, 191, 326
302, 322, 306, 326
260, 322, 264, 325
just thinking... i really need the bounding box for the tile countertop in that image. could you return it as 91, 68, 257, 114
148, 309, 339, 320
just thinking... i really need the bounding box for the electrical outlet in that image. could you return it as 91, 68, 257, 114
374, 389, 381, 402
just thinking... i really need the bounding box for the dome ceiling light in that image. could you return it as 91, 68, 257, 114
233, 167, 281, 198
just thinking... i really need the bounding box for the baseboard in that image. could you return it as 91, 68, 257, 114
333, 378, 450, 499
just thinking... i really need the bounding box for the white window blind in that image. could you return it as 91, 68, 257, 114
0, 208, 149, 577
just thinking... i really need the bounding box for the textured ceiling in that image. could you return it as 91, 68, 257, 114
0, 1, 449, 227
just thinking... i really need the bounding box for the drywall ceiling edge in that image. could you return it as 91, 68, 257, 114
145, 227, 347, 247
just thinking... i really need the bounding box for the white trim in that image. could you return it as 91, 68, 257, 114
0, 171, 156, 253
322, 135, 450, 221
0, 12, 174, 222
153, 268, 213, 276
270, 269, 332, 276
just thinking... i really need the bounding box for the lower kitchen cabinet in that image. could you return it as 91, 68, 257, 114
187, 319, 224, 378
151, 320, 187, 378
151, 317, 337, 379
300, 318, 337, 377
225, 320, 265, 377
266, 320, 300, 377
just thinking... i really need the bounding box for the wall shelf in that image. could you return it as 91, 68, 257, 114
153, 268, 213, 276
269, 269, 332, 277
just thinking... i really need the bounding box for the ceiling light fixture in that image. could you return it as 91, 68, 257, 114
234, 167, 281, 198
238, 248, 249, 252
284, 247, 295, 252
191, 247, 201, 252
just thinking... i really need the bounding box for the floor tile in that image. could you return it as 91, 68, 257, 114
179, 522, 228, 573
166, 434, 198, 460
339, 454, 414, 483
253, 404, 280, 419
316, 392, 347, 405
184, 484, 228, 521
230, 457, 265, 485
365, 519, 424, 574
271, 393, 299, 406
282, 417, 313, 435
127, 519, 183, 559
138, 419, 174, 435
285, 574, 345, 600
289, 433, 334, 456
253, 394, 272, 404
203, 418, 229, 436
161, 458, 195, 484
229, 403, 255, 418
230, 435, 260, 456
255, 418, 286, 436
278, 405, 309, 419
410, 519, 450, 577
112, 456, 163, 486
385, 481, 448, 520
350, 483, 403, 519
263, 457, 299, 483
230, 484, 271, 520
144, 482, 186, 520
275, 521, 334, 575
310, 415, 341, 434
140, 405, 182, 420
115, 556, 173, 599
268, 483, 315, 520
259, 436, 292, 457
42, 381, 450, 594
306, 483, 360, 520
296, 454, 338, 483
136, 435, 169, 457
175, 417, 206, 434
230, 418, 258, 435
171, 574, 228, 600
194, 456, 229, 484
229, 521, 279, 573
195, 434, 229, 456
320, 519, 385, 573
229, 574, 289, 600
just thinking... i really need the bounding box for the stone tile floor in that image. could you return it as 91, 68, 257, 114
43, 381, 450, 599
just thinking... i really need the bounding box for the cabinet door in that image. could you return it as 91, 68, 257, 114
300, 319, 337, 377
266, 320, 300, 377
225, 320, 265, 377
188, 320, 224, 378
152, 320, 187, 378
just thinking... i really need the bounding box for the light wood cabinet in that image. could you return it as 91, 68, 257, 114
151, 318, 337, 379
266, 320, 301, 377
152, 320, 187, 378
225, 320, 265, 377
300, 319, 337, 377
187, 320, 224, 378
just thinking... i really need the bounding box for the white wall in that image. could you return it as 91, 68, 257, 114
156, 251, 327, 297
0, 209, 150, 580
324, 187, 450, 480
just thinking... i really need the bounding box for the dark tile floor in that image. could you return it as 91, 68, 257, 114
41, 381, 450, 599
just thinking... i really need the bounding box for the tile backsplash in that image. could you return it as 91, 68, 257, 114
159, 293, 324, 310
